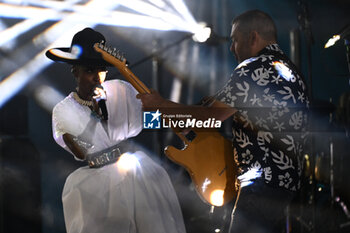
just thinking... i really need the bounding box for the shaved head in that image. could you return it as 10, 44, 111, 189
232, 10, 277, 41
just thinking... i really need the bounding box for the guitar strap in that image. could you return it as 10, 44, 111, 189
228, 185, 242, 233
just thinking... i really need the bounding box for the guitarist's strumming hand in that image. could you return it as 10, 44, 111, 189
136, 90, 237, 126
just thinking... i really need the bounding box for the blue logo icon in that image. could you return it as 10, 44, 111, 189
143, 110, 161, 129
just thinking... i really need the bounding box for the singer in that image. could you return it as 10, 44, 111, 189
45, 28, 186, 233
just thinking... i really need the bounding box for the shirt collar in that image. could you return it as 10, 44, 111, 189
235, 44, 284, 70
257, 43, 283, 56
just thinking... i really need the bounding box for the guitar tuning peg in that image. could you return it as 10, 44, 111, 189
111, 48, 117, 57
100, 43, 106, 51
98, 40, 104, 48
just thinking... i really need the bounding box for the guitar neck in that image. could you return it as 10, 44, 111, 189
94, 43, 150, 94
113, 63, 151, 94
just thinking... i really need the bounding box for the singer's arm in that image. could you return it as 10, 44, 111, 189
63, 133, 87, 160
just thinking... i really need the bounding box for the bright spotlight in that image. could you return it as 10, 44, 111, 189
209, 189, 224, 207
34, 85, 65, 112
116, 152, 140, 172
0, 0, 207, 106
273, 61, 295, 82
192, 22, 212, 43
325, 35, 341, 48
324, 24, 350, 48
238, 168, 262, 187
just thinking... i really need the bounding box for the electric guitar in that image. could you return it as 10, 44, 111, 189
94, 42, 239, 206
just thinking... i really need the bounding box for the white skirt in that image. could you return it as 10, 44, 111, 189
62, 151, 186, 233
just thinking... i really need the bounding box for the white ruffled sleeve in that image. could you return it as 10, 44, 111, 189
103, 80, 143, 140
52, 103, 71, 154
52, 98, 84, 159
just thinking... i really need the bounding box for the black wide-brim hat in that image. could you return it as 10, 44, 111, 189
46, 27, 111, 67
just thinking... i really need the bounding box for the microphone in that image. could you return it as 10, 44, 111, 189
94, 85, 108, 120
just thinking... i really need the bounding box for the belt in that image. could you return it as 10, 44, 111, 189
86, 145, 122, 168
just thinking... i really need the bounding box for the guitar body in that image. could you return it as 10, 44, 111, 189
165, 129, 239, 206
94, 43, 240, 206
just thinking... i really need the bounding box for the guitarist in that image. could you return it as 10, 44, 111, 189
45, 28, 186, 233
137, 10, 309, 233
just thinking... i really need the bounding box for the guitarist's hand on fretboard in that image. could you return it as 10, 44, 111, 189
136, 89, 165, 111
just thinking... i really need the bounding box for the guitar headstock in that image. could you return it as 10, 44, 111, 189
94, 42, 128, 65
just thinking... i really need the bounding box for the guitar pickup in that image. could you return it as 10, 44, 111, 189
184, 130, 196, 142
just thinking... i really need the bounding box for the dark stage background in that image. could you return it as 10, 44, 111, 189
1, 0, 350, 232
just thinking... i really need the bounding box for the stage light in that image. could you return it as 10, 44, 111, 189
0, 0, 208, 35
0, 2, 195, 32
116, 153, 140, 172
325, 35, 341, 49
0, 51, 51, 107
191, 22, 229, 45
117, 0, 194, 32
0, 0, 207, 107
0, 0, 83, 47
0, 0, 120, 107
0, 3, 59, 19
209, 189, 224, 207
94, 11, 180, 31
149, 0, 166, 8
324, 24, 350, 48
168, 0, 198, 26
0, 19, 43, 47
0, 23, 89, 107
34, 85, 65, 112
192, 22, 212, 43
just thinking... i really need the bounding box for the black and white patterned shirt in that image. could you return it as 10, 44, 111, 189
216, 44, 309, 191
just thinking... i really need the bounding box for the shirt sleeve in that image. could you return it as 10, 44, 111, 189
52, 101, 84, 160
103, 79, 143, 140
52, 103, 71, 153
215, 64, 254, 109
124, 81, 143, 138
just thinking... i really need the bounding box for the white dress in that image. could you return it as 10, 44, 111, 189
52, 79, 186, 233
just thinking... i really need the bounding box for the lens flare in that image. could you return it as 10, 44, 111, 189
210, 189, 224, 206
273, 61, 295, 82
192, 23, 212, 43
324, 34, 340, 48
116, 153, 140, 172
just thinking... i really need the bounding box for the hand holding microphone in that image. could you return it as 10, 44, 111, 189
93, 85, 108, 120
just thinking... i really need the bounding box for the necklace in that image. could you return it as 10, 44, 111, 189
73, 92, 93, 107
